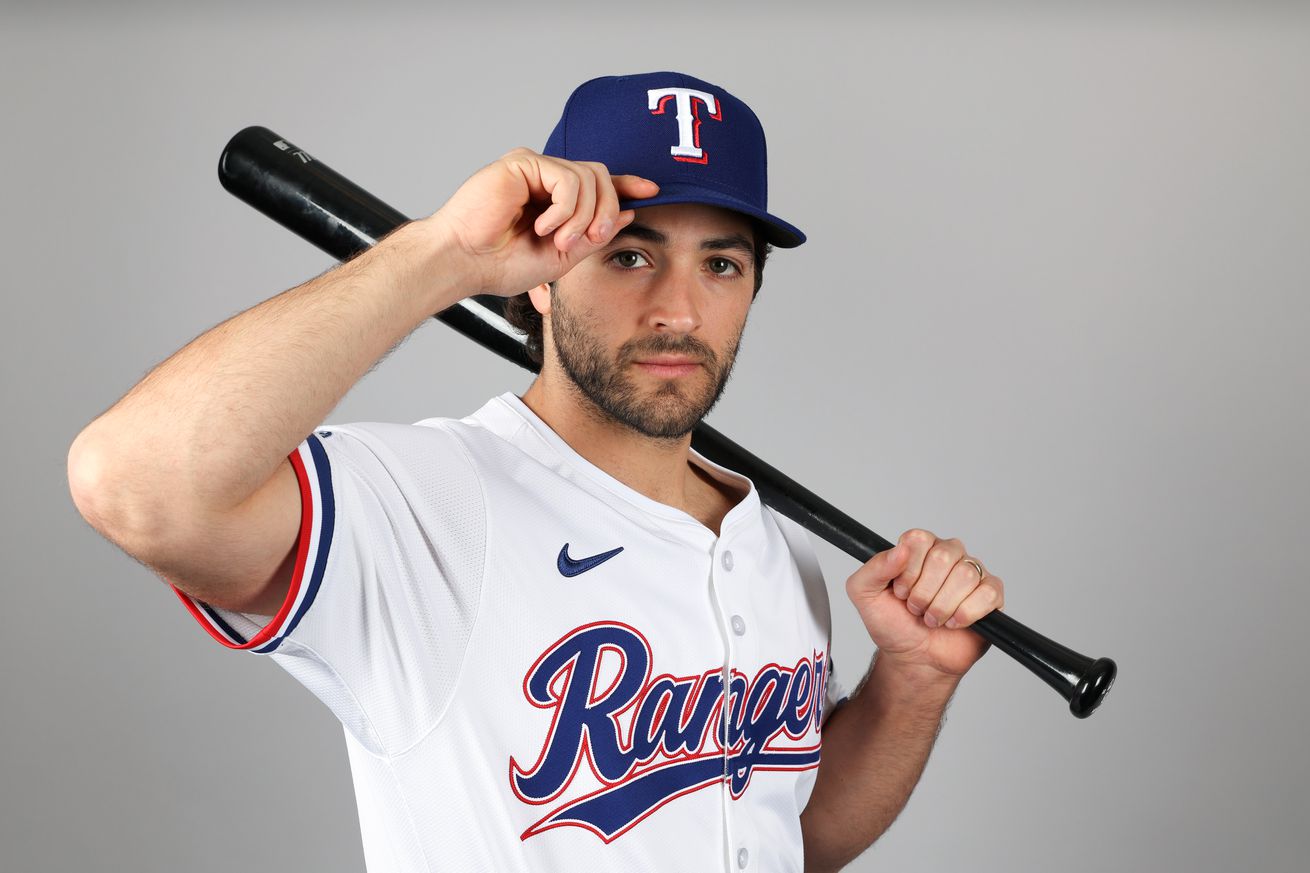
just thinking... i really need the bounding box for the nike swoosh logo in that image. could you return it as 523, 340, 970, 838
557, 543, 625, 577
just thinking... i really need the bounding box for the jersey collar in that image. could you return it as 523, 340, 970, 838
472, 392, 762, 540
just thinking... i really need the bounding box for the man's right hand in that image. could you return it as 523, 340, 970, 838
425, 148, 660, 298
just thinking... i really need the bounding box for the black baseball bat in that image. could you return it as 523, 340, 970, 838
218, 126, 1117, 719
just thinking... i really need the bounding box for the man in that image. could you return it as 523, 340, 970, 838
67, 72, 1005, 872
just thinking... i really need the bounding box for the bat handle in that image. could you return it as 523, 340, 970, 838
970, 609, 1117, 718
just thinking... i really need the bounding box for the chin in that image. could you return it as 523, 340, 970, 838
631, 389, 714, 436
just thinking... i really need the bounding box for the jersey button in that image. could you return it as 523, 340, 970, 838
730, 614, 747, 636
737, 847, 750, 868
721, 550, 734, 571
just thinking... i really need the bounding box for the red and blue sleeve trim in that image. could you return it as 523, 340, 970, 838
172, 433, 336, 654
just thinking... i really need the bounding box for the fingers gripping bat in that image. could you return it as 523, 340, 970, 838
218, 126, 1117, 719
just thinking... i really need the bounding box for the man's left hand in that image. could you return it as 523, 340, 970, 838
844, 528, 1005, 681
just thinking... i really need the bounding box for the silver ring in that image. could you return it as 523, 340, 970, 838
962, 557, 986, 579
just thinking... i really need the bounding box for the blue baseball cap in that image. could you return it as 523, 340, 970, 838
543, 71, 806, 248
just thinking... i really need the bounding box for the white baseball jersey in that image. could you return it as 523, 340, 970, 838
172, 392, 849, 872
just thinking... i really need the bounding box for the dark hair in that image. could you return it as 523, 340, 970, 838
504, 222, 773, 366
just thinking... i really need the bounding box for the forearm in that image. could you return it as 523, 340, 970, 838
800, 651, 959, 873
69, 216, 466, 530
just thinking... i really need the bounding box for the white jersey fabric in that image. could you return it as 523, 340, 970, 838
172, 392, 848, 872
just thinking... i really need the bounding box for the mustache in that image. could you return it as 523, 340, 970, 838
619, 334, 718, 366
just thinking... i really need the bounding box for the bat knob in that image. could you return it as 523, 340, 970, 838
1069, 657, 1117, 719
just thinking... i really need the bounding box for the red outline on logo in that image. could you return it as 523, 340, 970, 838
650, 91, 722, 165
510, 623, 830, 841
508, 622, 651, 806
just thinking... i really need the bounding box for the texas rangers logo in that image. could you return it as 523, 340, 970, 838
509, 621, 828, 842
648, 86, 722, 164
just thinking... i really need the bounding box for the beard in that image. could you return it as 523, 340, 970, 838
548, 288, 743, 440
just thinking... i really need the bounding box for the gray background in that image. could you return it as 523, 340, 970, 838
4, 2, 1307, 871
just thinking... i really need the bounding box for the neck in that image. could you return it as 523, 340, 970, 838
520, 368, 701, 509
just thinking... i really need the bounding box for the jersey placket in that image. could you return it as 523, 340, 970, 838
710, 530, 762, 872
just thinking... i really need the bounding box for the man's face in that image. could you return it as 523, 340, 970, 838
541, 203, 758, 440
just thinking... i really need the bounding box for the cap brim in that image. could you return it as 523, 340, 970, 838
617, 182, 806, 248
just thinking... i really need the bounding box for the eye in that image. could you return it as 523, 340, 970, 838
707, 256, 743, 276
610, 250, 650, 269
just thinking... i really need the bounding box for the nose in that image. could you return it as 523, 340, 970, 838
644, 267, 702, 334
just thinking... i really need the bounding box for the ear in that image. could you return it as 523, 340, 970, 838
527, 282, 552, 316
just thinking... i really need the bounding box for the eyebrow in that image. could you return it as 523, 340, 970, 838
612, 223, 755, 263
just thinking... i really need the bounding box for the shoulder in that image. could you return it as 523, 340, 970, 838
301, 420, 492, 505
765, 508, 824, 576
316, 417, 485, 463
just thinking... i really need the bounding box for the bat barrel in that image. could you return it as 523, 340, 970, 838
218, 126, 539, 372
219, 125, 402, 260
220, 126, 1118, 719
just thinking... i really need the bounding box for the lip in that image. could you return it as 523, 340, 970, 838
633, 357, 702, 377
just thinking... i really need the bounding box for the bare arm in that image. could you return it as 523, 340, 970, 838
799, 653, 958, 873
66, 217, 467, 607
66, 148, 659, 611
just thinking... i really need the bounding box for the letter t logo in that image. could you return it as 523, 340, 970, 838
647, 87, 722, 164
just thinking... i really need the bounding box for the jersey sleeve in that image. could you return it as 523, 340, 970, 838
170, 422, 487, 757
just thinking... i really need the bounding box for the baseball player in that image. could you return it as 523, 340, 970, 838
68, 72, 1006, 872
